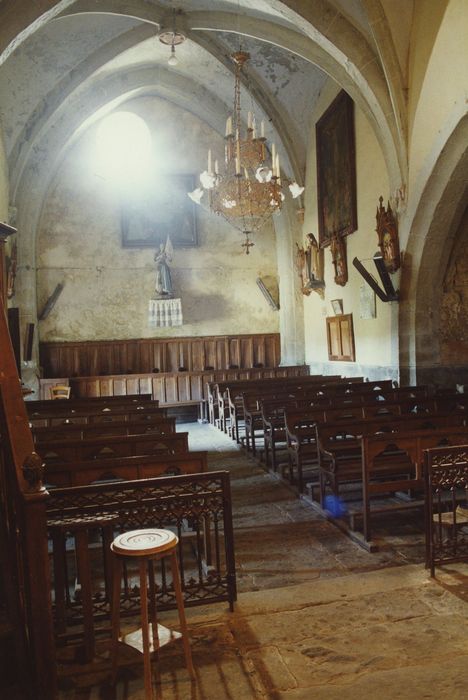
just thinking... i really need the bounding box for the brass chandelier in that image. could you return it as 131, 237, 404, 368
189, 51, 304, 253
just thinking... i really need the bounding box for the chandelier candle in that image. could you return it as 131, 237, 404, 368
188, 50, 305, 253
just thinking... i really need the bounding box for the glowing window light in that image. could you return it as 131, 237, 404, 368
95, 111, 152, 186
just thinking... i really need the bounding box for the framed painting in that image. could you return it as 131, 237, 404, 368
316, 90, 357, 247
121, 173, 198, 248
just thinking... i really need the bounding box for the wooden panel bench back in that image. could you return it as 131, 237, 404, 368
233, 381, 419, 410
27, 393, 154, 413
360, 427, 468, 542
32, 417, 176, 442
28, 405, 168, 428
317, 416, 468, 482
35, 431, 189, 463
44, 451, 208, 488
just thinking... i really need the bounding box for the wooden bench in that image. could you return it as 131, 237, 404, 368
238, 380, 404, 460
44, 450, 208, 488
208, 372, 330, 432
28, 404, 168, 428
285, 405, 467, 496
27, 393, 154, 410
360, 427, 468, 547
230, 376, 364, 449
31, 417, 176, 442
35, 431, 189, 463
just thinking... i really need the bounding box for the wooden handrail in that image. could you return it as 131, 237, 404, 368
0, 304, 57, 699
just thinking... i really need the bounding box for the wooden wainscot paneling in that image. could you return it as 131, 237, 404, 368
60, 365, 309, 408
40, 333, 281, 378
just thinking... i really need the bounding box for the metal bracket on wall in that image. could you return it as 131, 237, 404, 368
39, 282, 64, 320
256, 277, 280, 310
352, 253, 399, 302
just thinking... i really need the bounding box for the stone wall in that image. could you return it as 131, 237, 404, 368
36, 96, 279, 344
435, 206, 468, 385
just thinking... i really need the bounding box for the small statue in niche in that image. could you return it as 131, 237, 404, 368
330, 232, 348, 286
153, 236, 174, 298
296, 233, 325, 298
376, 195, 400, 273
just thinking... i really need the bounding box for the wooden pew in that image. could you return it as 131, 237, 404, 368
239, 380, 399, 458
209, 372, 329, 432
28, 404, 168, 428
31, 417, 176, 442
361, 427, 468, 547
286, 403, 467, 495
260, 386, 429, 474
44, 451, 208, 488
228, 376, 356, 448
35, 431, 189, 463
27, 393, 155, 415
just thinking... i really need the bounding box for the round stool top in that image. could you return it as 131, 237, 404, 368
111, 528, 178, 557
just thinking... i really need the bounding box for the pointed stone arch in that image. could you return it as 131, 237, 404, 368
399, 115, 468, 385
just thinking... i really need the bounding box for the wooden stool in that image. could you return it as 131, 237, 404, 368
110, 528, 195, 698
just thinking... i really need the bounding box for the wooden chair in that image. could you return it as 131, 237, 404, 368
49, 384, 71, 400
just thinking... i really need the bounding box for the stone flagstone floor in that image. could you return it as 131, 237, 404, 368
57, 422, 468, 700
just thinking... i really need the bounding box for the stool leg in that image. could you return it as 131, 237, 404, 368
148, 560, 162, 687
111, 557, 122, 684
139, 559, 153, 700
170, 551, 195, 680
148, 560, 160, 657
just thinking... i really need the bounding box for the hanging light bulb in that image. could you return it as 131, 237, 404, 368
159, 8, 185, 66
168, 44, 178, 66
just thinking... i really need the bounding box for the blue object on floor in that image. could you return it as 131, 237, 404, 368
324, 495, 347, 517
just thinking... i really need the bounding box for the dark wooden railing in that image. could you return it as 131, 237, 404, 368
0, 305, 57, 699
46, 472, 236, 651
424, 444, 468, 575
40, 332, 281, 378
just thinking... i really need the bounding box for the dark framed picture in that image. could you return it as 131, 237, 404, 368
316, 90, 357, 247
121, 174, 198, 248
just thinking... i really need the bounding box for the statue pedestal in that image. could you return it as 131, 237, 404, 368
149, 298, 183, 328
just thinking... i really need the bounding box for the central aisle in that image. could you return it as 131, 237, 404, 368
187, 422, 425, 591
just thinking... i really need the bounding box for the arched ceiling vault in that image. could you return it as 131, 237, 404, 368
0, 0, 407, 218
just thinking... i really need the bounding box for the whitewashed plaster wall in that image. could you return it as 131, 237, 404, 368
36, 96, 280, 343
407, 0, 467, 231
302, 80, 395, 381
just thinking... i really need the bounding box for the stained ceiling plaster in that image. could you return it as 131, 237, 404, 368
0, 0, 401, 206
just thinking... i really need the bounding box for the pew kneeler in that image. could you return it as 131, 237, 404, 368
110, 528, 195, 698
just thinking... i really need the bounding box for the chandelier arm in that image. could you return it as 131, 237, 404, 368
195, 50, 299, 253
